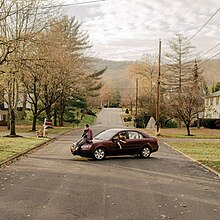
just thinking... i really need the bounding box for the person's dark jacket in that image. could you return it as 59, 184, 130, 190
81, 129, 93, 143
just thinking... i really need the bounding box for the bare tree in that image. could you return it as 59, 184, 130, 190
0, 0, 61, 135
164, 61, 205, 135
126, 54, 158, 116
166, 87, 204, 136
127, 54, 157, 99
22, 16, 92, 130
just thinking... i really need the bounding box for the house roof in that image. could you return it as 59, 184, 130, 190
206, 91, 220, 98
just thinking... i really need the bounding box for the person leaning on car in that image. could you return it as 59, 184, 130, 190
75, 124, 93, 151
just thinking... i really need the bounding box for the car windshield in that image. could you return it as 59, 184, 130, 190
94, 130, 118, 140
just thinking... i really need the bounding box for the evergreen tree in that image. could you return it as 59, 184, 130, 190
163, 34, 196, 94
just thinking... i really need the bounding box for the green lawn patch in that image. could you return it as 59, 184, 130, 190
0, 137, 49, 163
145, 128, 220, 139
46, 127, 74, 135
0, 113, 97, 165
161, 133, 220, 139
168, 142, 220, 173
78, 114, 97, 127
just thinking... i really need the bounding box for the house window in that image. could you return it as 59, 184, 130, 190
210, 98, 213, 105
216, 97, 219, 105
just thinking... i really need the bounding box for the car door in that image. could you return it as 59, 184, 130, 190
108, 134, 124, 155
122, 131, 144, 155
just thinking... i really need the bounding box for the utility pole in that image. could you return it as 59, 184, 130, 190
156, 39, 161, 135
135, 78, 139, 117
134, 78, 138, 128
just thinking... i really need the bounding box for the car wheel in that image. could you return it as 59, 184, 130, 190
140, 146, 151, 158
93, 148, 106, 160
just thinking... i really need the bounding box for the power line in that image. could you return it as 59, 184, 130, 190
198, 50, 220, 66
186, 7, 220, 43
197, 42, 220, 60
42, 0, 107, 8
0, 0, 107, 13
161, 0, 198, 39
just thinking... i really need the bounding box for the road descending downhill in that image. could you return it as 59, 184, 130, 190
0, 108, 219, 220
95, 108, 125, 128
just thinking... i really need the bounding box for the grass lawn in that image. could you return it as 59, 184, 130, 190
0, 114, 97, 164
0, 125, 74, 135
145, 127, 220, 139
167, 141, 220, 174
0, 114, 97, 135
0, 137, 49, 163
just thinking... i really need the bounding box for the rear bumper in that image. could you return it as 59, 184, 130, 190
149, 142, 159, 152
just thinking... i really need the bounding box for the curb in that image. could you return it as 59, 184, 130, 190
0, 137, 56, 168
0, 127, 83, 168
164, 141, 220, 178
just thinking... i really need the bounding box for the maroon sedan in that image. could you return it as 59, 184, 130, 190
70, 128, 159, 160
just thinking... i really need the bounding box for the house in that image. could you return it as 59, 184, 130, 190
204, 91, 220, 119
0, 110, 7, 126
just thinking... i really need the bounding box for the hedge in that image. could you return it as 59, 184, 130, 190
202, 119, 220, 129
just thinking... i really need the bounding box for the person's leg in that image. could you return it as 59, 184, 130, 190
76, 138, 86, 151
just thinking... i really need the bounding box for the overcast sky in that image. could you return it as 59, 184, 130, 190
63, 0, 220, 61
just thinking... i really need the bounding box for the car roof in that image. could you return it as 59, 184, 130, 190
104, 128, 143, 133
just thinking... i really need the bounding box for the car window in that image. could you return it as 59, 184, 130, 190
113, 132, 126, 140
94, 130, 117, 140
128, 131, 143, 139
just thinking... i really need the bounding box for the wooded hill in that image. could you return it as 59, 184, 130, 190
92, 58, 220, 90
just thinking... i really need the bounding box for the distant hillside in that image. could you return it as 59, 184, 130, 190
202, 59, 220, 87
91, 58, 134, 89
91, 58, 220, 91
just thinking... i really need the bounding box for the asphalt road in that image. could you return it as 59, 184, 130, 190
0, 108, 219, 220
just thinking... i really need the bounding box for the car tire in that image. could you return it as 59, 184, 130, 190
93, 148, 106, 160
140, 146, 151, 158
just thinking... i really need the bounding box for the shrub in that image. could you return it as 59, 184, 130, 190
190, 119, 203, 128
134, 118, 144, 128
124, 116, 132, 122
202, 119, 220, 129
134, 114, 151, 128
165, 119, 178, 128
86, 109, 96, 116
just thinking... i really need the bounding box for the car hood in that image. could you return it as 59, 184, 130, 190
92, 139, 106, 143
72, 139, 105, 146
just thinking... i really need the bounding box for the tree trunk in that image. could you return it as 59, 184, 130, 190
186, 124, 191, 136
54, 107, 57, 126
21, 91, 27, 120
10, 109, 16, 136
32, 103, 38, 131
197, 113, 200, 129
59, 113, 64, 127
32, 114, 37, 131
45, 106, 52, 121
58, 97, 65, 127
7, 109, 10, 130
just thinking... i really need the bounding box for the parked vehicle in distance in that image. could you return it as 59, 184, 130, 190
70, 128, 159, 160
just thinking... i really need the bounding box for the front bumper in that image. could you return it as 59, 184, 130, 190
70, 146, 78, 155
70, 146, 93, 157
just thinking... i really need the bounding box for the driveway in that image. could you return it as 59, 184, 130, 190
0, 108, 219, 220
